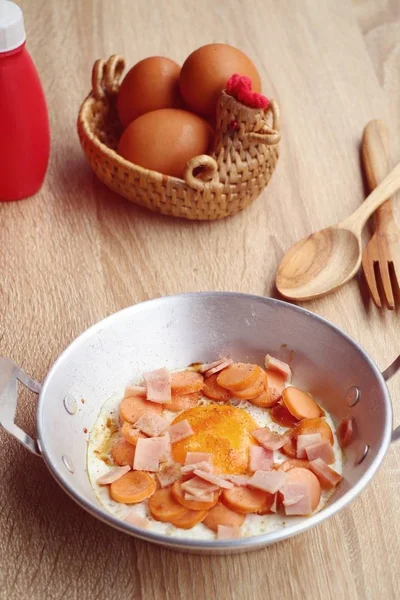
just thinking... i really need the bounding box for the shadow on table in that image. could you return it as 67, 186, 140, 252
57, 151, 224, 235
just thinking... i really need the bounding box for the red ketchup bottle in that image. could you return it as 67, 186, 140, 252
0, 1, 50, 201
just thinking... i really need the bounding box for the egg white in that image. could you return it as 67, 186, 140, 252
87, 380, 343, 540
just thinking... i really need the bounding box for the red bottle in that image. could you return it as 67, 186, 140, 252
0, 1, 50, 201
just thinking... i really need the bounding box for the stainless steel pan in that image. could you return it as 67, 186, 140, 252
1, 293, 399, 554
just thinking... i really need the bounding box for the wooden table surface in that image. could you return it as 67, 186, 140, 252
1, 0, 400, 598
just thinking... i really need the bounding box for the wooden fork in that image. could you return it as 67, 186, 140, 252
361, 120, 400, 309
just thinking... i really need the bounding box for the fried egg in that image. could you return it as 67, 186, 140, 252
87, 375, 343, 540
171, 404, 259, 474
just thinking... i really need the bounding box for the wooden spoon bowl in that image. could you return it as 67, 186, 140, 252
276, 227, 361, 300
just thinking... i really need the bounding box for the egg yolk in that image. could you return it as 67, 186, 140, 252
171, 404, 258, 474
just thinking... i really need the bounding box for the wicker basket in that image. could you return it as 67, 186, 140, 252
77, 55, 281, 220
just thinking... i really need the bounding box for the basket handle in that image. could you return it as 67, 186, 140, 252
184, 155, 222, 191
245, 100, 281, 145
92, 55, 126, 100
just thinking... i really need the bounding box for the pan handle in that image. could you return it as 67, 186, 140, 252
0, 358, 42, 456
382, 356, 400, 443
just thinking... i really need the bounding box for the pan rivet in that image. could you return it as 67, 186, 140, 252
355, 444, 369, 465
345, 386, 360, 407
64, 394, 77, 415
62, 455, 75, 474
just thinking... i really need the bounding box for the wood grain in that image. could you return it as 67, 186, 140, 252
0, 0, 400, 598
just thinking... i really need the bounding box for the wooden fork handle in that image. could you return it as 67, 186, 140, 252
362, 120, 394, 230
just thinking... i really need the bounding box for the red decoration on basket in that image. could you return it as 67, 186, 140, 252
226, 74, 269, 110
228, 119, 239, 132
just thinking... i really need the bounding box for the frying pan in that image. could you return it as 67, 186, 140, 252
1, 293, 398, 554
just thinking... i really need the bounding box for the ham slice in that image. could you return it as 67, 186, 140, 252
133, 435, 170, 471
199, 358, 228, 373
297, 433, 322, 458
160, 433, 171, 459
204, 359, 233, 378
249, 446, 274, 472
168, 419, 194, 443
134, 412, 169, 437
252, 427, 289, 451
338, 418, 353, 448
224, 475, 251, 486
283, 495, 305, 507
181, 461, 213, 474
143, 367, 171, 403
156, 463, 182, 488
265, 354, 292, 382
97, 465, 131, 485
282, 482, 312, 515
124, 511, 149, 528
217, 525, 242, 539
181, 476, 219, 495
248, 470, 288, 494
185, 451, 212, 465
270, 492, 278, 513
184, 492, 214, 502
309, 458, 343, 489
193, 469, 233, 489
305, 440, 335, 464
121, 425, 144, 441
124, 385, 147, 398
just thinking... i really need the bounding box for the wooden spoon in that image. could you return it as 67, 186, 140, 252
275, 161, 400, 301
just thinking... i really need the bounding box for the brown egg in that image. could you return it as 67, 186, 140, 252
180, 43, 262, 119
118, 108, 214, 178
117, 56, 183, 126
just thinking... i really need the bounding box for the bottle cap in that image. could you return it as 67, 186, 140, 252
0, 1, 26, 53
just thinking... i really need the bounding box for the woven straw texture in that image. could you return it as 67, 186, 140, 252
77, 55, 281, 220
